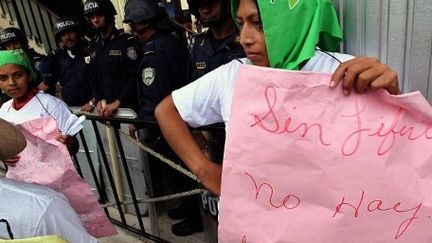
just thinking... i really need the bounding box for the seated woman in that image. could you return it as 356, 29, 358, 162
0, 118, 96, 242
0, 49, 78, 167
155, 0, 400, 195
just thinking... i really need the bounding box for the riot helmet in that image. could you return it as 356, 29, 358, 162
53, 18, 80, 40
187, 0, 231, 25
84, 0, 117, 17
0, 27, 28, 49
123, 0, 166, 24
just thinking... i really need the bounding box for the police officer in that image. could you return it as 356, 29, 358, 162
188, 0, 245, 82
186, 0, 246, 234
123, 0, 190, 121
0, 27, 55, 96
83, 0, 139, 116
123, 0, 200, 236
38, 18, 93, 107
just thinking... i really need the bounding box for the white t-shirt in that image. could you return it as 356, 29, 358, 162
0, 178, 97, 242
172, 50, 353, 128
0, 91, 72, 133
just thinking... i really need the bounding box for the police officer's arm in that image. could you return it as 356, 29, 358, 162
38, 53, 58, 92
188, 40, 199, 82
110, 38, 139, 111
82, 42, 100, 112
155, 95, 222, 196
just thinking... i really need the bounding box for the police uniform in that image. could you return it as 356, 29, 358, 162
137, 32, 190, 120
26, 48, 44, 73
87, 29, 139, 110
39, 43, 92, 106
27, 48, 56, 96
189, 30, 245, 82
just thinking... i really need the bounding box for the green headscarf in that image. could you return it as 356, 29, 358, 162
231, 0, 343, 70
0, 49, 36, 81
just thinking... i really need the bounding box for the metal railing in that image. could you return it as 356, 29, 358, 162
71, 109, 223, 242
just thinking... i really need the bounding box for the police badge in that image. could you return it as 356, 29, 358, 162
142, 67, 155, 86
127, 47, 138, 60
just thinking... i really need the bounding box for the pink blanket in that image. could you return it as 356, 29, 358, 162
7, 117, 117, 238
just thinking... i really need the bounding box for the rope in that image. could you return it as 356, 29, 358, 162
75, 111, 208, 204
77, 110, 200, 182
118, 130, 200, 182
101, 189, 207, 208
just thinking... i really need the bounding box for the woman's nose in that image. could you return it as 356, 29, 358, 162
7, 77, 16, 85
240, 25, 254, 46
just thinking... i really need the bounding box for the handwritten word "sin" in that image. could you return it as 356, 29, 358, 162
332, 190, 422, 239
245, 172, 301, 210
250, 86, 331, 146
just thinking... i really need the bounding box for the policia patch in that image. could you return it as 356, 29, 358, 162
142, 67, 155, 86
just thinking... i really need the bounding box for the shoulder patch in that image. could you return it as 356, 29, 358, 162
127, 47, 138, 60
142, 67, 155, 86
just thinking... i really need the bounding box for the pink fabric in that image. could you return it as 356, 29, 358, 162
219, 65, 432, 243
7, 117, 117, 238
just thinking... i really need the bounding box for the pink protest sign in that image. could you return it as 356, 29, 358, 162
219, 64, 432, 243
6, 117, 117, 238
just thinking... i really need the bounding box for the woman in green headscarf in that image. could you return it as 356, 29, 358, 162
155, 0, 400, 195
0, 49, 78, 166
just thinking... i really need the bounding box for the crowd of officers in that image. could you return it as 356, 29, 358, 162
0, 0, 244, 237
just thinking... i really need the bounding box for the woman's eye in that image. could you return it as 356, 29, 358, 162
13, 72, 24, 79
254, 20, 262, 30
0, 75, 7, 82
237, 21, 244, 30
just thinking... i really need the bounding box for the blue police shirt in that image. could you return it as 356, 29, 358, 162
87, 28, 139, 110
39, 43, 92, 106
189, 30, 245, 82
137, 32, 190, 121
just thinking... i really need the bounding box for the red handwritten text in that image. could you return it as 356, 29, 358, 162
245, 172, 301, 210
242, 235, 247, 243
332, 190, 422, 239
250, 86, 331, 146
342, 96, 432, 156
